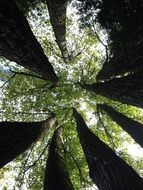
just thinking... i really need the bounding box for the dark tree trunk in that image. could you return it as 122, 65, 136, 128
73, 108, 143, 190
81, 71, 143, 108
0, 0, 58, 82
46, 0, 70, 63
96, 27, 143, 81
0, 116, 55, 168
97, 104, 143, 148
44, 126, 74, 190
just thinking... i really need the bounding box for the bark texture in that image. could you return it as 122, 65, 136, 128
73, 108, 143, 190
46, 0, 70, 63
0, 116, 55, 168
81, 71, 143, 108
44, 126, 74, 190
96, 27, 143, 81
97, 104, 143, 148
0, 0, 58, 82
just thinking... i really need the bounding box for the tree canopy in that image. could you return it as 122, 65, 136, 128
0, 1, 143, 190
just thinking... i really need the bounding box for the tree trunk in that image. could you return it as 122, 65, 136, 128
81, 71, 143, 108
73, 108, 143, 190
96, 27, 143, 81
46, 0, 70, 63
97, 104, 143, 148
0, 0, 58, 82
0, 115, 56, 168
44, 126, 74, 190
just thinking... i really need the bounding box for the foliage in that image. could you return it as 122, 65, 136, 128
0, 1, 143, 190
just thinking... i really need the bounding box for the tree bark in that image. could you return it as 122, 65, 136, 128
97, 104, 143, 148
73, 108, 143, 190
0, 0, 58, 82
44, 126, 74, 190
81, 71, 143, 108
96, 27, 143, 81
0, 115, 56, 168
46, 0, 70, 63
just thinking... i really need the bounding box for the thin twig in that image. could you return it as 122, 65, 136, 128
96, 107, 116, 151
15, 143, 36, 188
24, 141, 50, 172
88, 20, 109, 63
10, 70, 47, 80
73, 44, 91, 59
0, 74, 16, 88
61, 140, 84, 188
80, 54, 96, 83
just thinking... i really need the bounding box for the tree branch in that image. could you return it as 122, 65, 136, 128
10, 70, 47, 80
0, 74, 16, 88
24, 141, 50, 172
96, 107, 116, 151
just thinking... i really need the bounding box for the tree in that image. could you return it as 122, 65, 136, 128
96, 29, 143, 80
97, 104, 143, 148
77, 0, 143, 81
44, 126, 74, 190
0, 0, 58, 82
81, 71, 143, 109
73, 108, 143, 190
96, 25, 143, 81
46, 0, 70, 63
77, 0, 143, 45
0, 115, 56, 169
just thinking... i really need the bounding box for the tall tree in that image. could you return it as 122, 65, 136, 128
77, 0, 143, 81
44, 126, 74, 190
0, 115, 56, 168
77, 0, 143, 44
97, 104, 143, 148
0, 0, 58, 82
96, 26, 143, 81
73, 108, 143, 190
46, 0, 70, 63
81, 71, 143, 108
